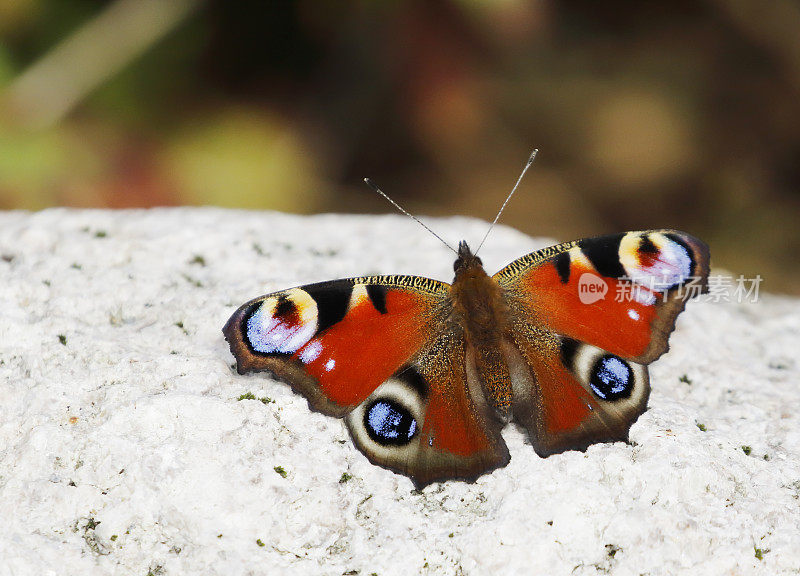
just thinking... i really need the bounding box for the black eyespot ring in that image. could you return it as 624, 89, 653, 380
364, 399, 418, 446
590, 355, 634, 401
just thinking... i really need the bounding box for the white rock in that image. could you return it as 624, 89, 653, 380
0, 208, 798, 575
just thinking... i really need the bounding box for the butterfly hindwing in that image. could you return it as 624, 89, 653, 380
346, 330, 509, 488
505, 329, 650, 456
496, 230, 709, 453
224, 275, 509, 487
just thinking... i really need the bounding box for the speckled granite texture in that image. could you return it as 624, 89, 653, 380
1, 208, 798, 575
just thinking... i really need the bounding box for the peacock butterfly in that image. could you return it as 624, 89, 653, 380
223, 156, 710, 488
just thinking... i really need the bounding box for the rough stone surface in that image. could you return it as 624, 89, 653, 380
1, 208, 798, 576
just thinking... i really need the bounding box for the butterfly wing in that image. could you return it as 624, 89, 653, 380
223, 276, 508, 487
494, 230, 710, 455
345, 329, 509, 487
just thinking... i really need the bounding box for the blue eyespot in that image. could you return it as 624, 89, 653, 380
590, 355, 633, 400
364, 399, 418, 446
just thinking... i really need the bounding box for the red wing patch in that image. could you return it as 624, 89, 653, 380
421, 382, 492, 457
537, 357, 596, 435
519, 259, 659, 360
293, 290, 433, 408
514, 338, 596, 436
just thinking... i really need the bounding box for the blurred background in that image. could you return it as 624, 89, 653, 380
1, 0, 799, 292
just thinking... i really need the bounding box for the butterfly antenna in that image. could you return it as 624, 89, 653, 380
364, 178, 458, 255
474, 148, 539, 256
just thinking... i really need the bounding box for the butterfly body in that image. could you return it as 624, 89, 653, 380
224, 230, 709, 488
450, 241, 514, 419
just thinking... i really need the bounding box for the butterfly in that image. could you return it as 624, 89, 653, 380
223, 226, 710, 488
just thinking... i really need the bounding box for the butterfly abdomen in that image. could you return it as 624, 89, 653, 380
450, 242, 514, 416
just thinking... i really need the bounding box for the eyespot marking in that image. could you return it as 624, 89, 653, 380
398, 365, 429, 398
274, 295, 295, 318
245, 289, 318, 355
590, 355, 633, 401
638, 234, 659, 257
346, 367, 428, 458
364, 399, 418, 446
620, 233, 693, 292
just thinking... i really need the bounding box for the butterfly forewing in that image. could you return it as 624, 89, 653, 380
224, 276, 449, 416
495, 230, 710, 363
